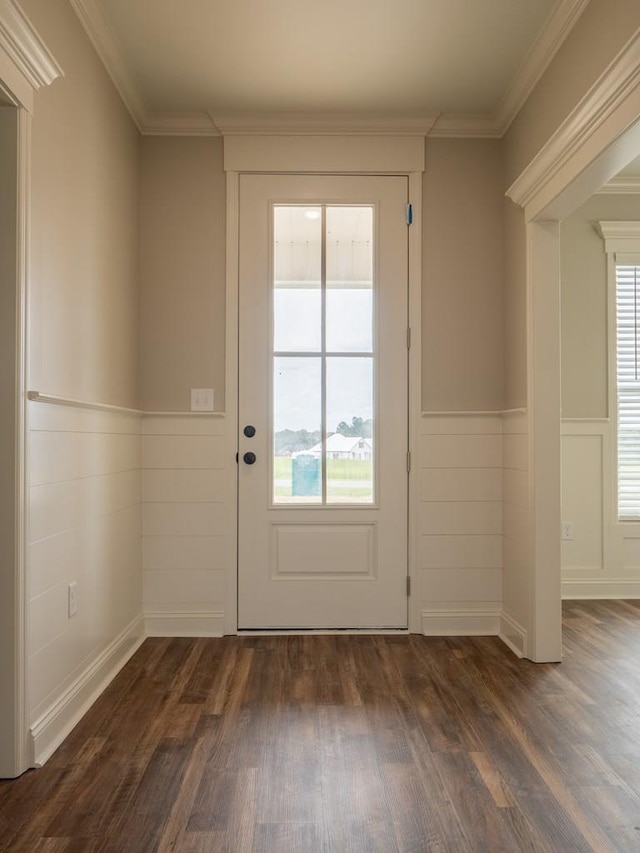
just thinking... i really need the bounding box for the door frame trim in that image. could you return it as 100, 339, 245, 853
0, 3, 62, 776
506, 27, 640, 661
223, 136, 425, 633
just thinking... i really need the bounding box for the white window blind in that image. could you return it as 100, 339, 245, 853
616, 263, 640, 518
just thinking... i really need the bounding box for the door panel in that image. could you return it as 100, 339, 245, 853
238, 174, 408, 629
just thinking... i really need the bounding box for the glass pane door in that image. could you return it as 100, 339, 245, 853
272, 205, 375, 505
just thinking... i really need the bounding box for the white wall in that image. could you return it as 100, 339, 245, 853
418, 415, 503, 636
142, 415, 230, 635
28, 404, 142, 763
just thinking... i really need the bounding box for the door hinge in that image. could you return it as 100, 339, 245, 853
406, 203, 413, 226
407, 450, 411, 473
407, 327, 411, 350
406, 576, 411, 596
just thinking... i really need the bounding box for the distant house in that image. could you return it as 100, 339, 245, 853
293, 434, 373, 460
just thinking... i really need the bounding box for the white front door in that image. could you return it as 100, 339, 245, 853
238, 174, 408, 629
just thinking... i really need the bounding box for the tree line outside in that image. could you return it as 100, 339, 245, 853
275, 416, 372, 456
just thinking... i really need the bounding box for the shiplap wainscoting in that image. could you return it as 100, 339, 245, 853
28, 402, 144, 765
142, 415, 229, 636
500, 410, 528, 656
561, 419, 640, 597
418, 414, 503, 637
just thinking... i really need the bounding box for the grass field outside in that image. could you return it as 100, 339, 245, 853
274, 456, 371, 481
273, 455, 373, 500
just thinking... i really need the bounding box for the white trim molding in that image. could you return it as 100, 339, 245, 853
67, 0, 586, 139
597, 175, 640, 195
30, 615, 144, 767
0, 0, 63, 90
223, 134, 425, 174
597, 220, 640, 254
507, 28, 640, 219
142, 112, 218, 137
27, 390, 141, 416
67, 0, 146, 132
429, 114, 503, 139
145, 611, 225, 638
68, 0, 219, 136
432, 0, 589, 138
27, 391, 225, 418
421, 604, 501, 637
422, 408, 527, 417
495, 0, 589, 134
562, 578, 640, 598
0, 0, 62, 111
211, 112, 437, 137
499, 612, 527, 658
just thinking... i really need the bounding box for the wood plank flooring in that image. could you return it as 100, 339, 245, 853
2, 601, 640, 851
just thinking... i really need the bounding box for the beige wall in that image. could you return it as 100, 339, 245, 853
422, 138, 504, 412
505, 0, 640, 187
139, 136, 504, 415
21, 0, 140, 409
561, 193, 640, 418
139, 137, 226, 412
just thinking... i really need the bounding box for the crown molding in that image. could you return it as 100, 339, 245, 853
596, 175, 640, 194
597, 220, 640, 254
507, 28, 640, 211
69, 0, 588, 140
495, 0, 590, 134
142, 112, 220, 137
429, 114, 502, 138
68, 0, 146, 131
0, 0, 63, 90
431, 0, 589, 138
68, 0, 222, 136
210, 112, 438, 137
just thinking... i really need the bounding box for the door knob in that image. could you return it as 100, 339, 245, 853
243, 451, 257, 465
243, 425, 256, 437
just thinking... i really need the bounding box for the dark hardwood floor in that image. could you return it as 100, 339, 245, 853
2, 601, 640, 851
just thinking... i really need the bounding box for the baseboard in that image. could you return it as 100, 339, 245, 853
30, 614, 145, 767
144, 610, 225, 637
562, 578, 640, 598
420, 604, 501, 636
499, 610, 527, 658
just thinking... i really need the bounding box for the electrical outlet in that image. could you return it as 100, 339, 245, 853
68, 581, 78, 618
190, 388, 214, 412
561, 522, 574, 541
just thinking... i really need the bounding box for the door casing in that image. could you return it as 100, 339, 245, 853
222, 135, 425, 634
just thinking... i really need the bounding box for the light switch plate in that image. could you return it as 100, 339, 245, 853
190, 388, 214, 411
561, 522, 574, 541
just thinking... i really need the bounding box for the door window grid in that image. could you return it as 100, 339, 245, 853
272, 205, 375, 505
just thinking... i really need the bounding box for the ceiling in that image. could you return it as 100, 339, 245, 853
72, 0, 589, 136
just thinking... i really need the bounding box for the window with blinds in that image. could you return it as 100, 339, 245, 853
616, 264, 640, 518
